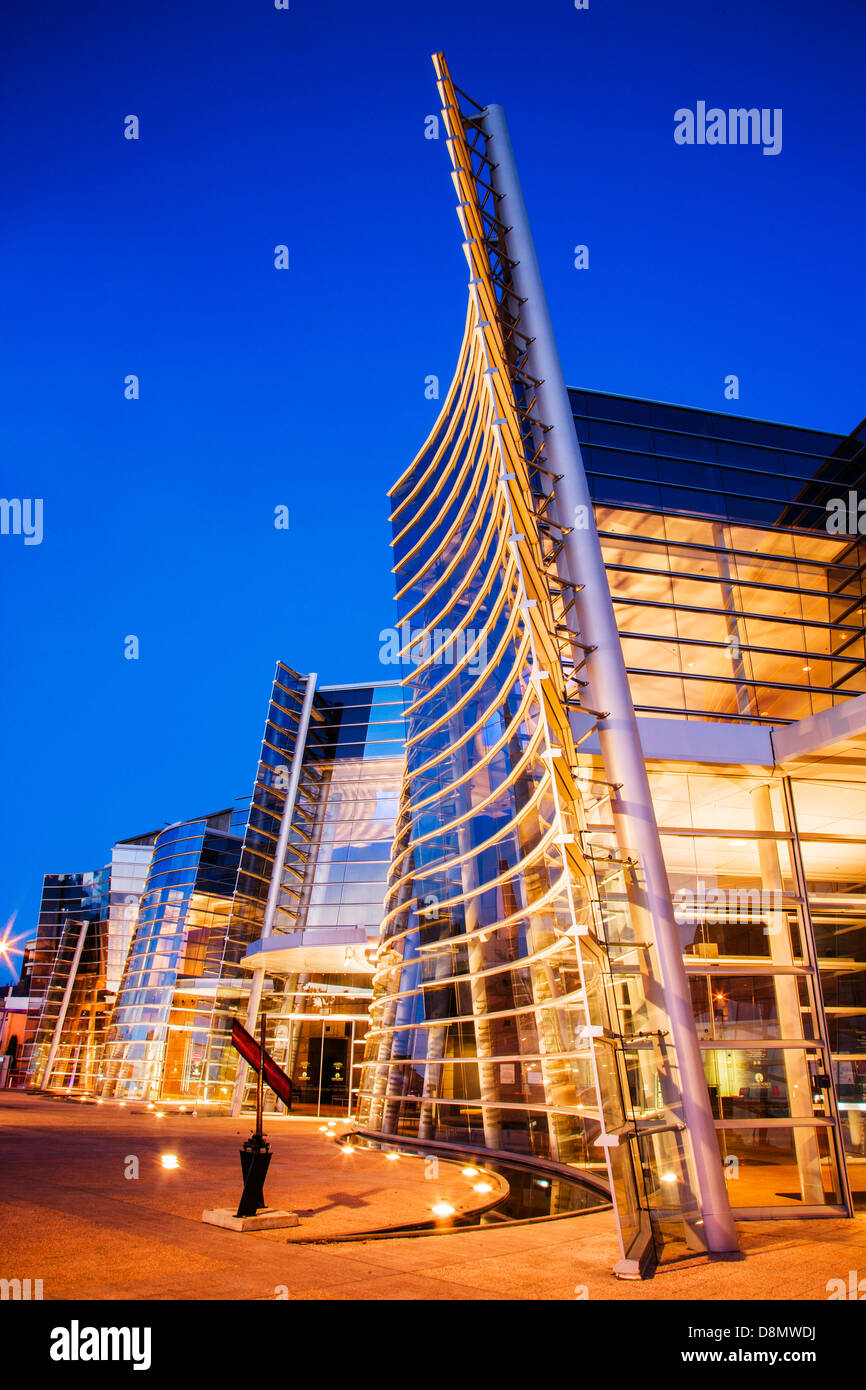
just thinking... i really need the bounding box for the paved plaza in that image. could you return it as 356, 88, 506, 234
1, 1093, 864, 1301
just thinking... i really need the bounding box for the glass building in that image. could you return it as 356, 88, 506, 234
8, 50, 865, 1282
98, 663, 403, 1110
575, 394, 866, 1213
99, 809, 245, 1104
575, 389, 866, 723
19, 870, 105, 1091
233, 677, 405, 1117
15, 666, 406, 1119
355, 53, 865, 1276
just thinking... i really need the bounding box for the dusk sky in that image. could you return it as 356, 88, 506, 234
1, 0, 864, 983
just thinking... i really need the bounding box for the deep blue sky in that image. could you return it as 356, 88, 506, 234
1, 0, 864, 983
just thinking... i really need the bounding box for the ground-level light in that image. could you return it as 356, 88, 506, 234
432, 1201, 455, 1218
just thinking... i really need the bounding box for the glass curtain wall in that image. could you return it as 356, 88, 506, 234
243, 683, 405, 1117
789, 773, 866, 1197
573, 393, 866, 724
103, 836, 158, 1003
21, 872, 104, 1091
99, 813, 242, 1103
582, 765, 849, 1211
573, 394, 865, 1209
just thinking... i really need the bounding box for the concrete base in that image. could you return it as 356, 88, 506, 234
202, 1207, 299, 1232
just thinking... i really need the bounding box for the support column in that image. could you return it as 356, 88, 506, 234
481, 103, 738, 1252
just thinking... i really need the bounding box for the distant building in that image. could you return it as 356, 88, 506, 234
10, 666, 405, 1121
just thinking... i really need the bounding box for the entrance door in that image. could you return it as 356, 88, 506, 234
306, 1036, 349, 1113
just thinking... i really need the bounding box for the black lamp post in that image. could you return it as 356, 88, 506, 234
236, 1015, 272, 1218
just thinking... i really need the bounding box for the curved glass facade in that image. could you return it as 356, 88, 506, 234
357, 60, 646, 1243
356, 53, 858, 1264
100, 813, 242, 1102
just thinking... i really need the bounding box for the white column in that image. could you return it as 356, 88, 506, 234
481, 103, 738, 1252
